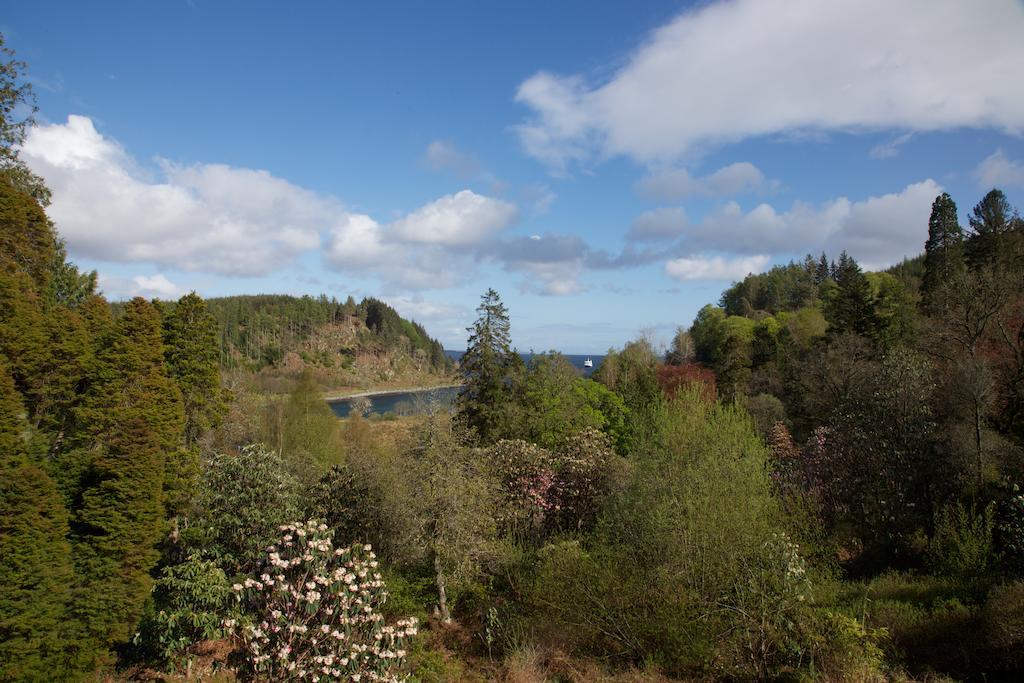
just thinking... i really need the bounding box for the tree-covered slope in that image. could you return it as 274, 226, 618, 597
202, 294, 454, 389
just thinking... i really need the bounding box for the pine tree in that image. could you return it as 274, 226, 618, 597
0, 366, 74, 680
815, 253, 831, 286
922, 193, 964, 312
456, 289, 520, 442
966, 189, 1016, 267
825, 252, 880, 340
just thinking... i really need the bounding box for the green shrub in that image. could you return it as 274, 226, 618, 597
981, 581, 1024, 671
186, 444, 301, 574
526, 389, 826, 679
133, 555, 236, 669
810, 611, 888, 682
995, 484, 1024, 576
927, 502, 996, 582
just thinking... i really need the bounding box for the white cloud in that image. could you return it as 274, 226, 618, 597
674, 179, 942, 269
869, 132, 914, 159
21, 115, 327, 276
98, 273, 184, 300
323, 214, 392, 270
635, 162, 777, 201
323, 190, 522, 290
824, 180, 944, 269
515, 0, 1024, 169
974, 149, 1024, 189
390, 190, 518, 247
665, 254, 771, 282
628, 207, 687, 242
386, 295, 468, 324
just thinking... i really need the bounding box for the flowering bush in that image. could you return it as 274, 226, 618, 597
231, 520, 418, 682
486, 440, 557, 534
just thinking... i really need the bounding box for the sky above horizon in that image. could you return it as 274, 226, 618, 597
6, 0, 1024, 353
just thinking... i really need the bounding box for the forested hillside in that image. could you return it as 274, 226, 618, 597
133, 294, 454, 393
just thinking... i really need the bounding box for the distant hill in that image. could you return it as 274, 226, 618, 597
202, 294, 454, 391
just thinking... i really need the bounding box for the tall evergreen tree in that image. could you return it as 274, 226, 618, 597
0, 179, 56, 290
0, 366, 74, 681
162, 292, 227, 446
68, 417, 166, 668
457, 289, 520, 442
966, 188, 1017, 267
825, 252, 880, 340
814, 252, 831, 286
922, 192, 964, 312
66, 299, 184, 666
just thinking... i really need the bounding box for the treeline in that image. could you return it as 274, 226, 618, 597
204, 294, 451, 373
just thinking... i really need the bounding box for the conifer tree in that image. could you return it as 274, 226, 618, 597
825, 252, 879, 340
814, 252, 830, 285
0, 367, 74, 680
966, 188, 1016, 267
69, 417, 166, 667
457, 289, 520, 442
0, 179, 56, 291
66, 299, 184, 665
162, 292, 227, 447
922, 192, 964, 312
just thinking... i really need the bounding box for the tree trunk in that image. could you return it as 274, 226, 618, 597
434, 551, 451, 624
974, 398, 983, 491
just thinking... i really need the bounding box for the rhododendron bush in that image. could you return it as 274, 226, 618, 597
230, 520, 418, 682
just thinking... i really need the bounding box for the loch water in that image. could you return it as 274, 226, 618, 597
328, 351, 604, 417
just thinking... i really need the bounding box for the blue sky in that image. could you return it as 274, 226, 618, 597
6, 0, 1024, 353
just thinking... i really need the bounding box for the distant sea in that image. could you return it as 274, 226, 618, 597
444, 350, 605, 377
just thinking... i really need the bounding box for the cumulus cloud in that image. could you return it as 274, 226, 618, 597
20, 116, 528, 292
390, 190, 518, 247
515, 0, 1024, 170
98, 273, 184, 300
974, 149, 1024, 189
323, 190, 520, 289
21, 115, 327, 276
635, 162, 777, 201
665, 255, 771, 282
671, 179, 941, 270
628, 207, 687, 242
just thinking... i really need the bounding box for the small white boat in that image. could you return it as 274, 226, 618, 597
583, 357, 593, 368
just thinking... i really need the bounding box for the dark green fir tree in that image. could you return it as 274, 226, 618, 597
0, 366, 74, 681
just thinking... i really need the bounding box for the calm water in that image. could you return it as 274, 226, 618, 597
328, 385, 460, 418
329, 351, 605, 418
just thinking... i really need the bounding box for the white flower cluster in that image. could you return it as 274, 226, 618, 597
765, 532, 810, 603
230, 520, 419, 682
